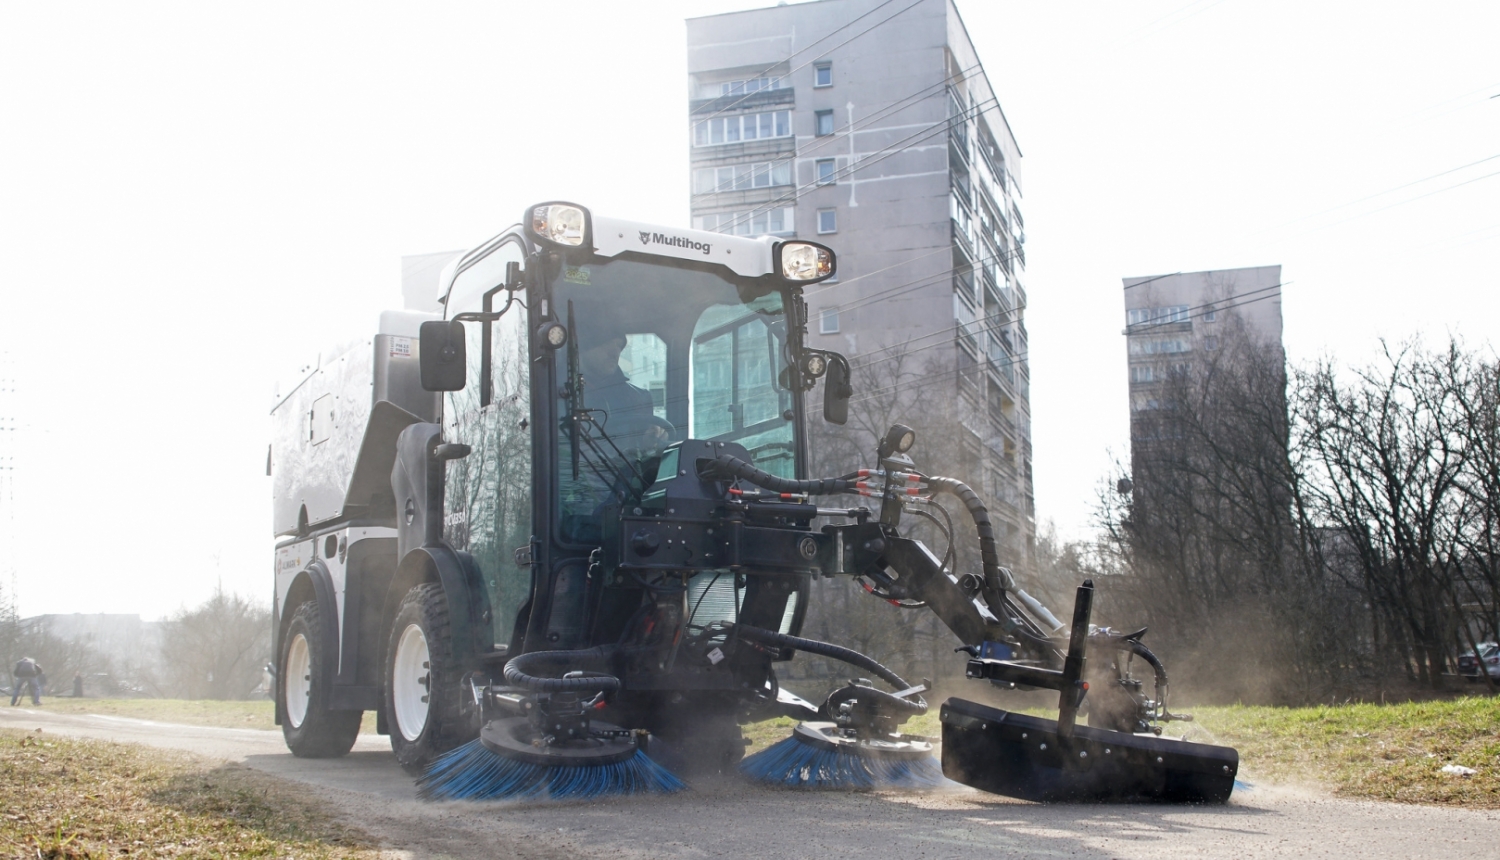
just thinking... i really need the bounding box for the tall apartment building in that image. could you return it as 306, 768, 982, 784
1121, 265, 1284, 471
685, 0, 1035, 566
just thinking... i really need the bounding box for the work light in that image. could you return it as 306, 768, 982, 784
528, 202, 589, 248
776, 241, 835, 283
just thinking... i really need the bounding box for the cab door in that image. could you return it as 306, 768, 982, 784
440, 236, 532, 649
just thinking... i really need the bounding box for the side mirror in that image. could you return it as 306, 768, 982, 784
823, 354, 852, 425
419, 320, 467, 391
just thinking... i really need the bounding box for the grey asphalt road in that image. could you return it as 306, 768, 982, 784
4, 706, 1497, 859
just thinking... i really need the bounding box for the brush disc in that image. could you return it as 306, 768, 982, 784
479, 716, 638, 767
739, 721, 945, 790
791, 721, 934, 760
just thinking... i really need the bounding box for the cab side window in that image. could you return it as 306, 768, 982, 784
441, 238, 532, 647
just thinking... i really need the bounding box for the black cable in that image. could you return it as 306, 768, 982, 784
703, 454, 858, 496
923, 476, 1009, 606
503, 647, 620, 693
731, 624, 926, 715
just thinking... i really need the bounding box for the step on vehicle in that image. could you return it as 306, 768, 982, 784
269, 202, 1238, 802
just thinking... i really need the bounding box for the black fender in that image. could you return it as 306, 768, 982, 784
384, 545, 493, 672
274, 560, 340, 727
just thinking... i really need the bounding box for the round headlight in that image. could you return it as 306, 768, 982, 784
801, 353, 828, 378
780, 242, 833, 281
898, 430, 916, 453
531, 204, 586, 247
538, 321, 568, 349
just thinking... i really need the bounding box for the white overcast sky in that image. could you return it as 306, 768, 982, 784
1, 1, 1496, 619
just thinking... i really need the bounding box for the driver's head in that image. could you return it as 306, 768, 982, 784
581, 332, 628, 379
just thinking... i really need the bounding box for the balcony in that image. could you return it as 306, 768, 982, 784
689, 87, 795, 116
950, 218, 974, 259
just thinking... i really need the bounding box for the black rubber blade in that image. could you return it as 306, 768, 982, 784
940, 698, 1238, 803
479, 716, 638, 768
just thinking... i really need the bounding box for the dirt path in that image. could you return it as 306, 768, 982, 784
5, 706, 1498, 859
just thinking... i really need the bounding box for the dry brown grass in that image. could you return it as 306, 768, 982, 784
0, 728, 384, 858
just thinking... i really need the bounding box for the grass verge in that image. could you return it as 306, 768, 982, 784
30, 698, 379, 736
1190, 697, 1500, 806
744, 696, 1500, 807
0, 727, 383, 858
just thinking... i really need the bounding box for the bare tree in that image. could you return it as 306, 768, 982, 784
158, 586, 270, 699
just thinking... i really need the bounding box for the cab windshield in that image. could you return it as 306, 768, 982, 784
553, 256, 795, 544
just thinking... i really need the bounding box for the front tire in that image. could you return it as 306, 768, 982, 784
385, 583, 468, 772
280, 600, 361, 758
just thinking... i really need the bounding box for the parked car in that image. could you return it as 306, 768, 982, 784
1458, 642, 1500, 681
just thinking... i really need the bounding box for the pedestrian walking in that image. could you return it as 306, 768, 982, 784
10, 657, 42, 706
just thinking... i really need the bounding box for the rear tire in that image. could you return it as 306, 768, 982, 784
385, 583, 468, 773
280, 601, 361, 758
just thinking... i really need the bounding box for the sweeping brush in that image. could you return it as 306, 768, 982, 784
740, 721, 947, 790
418, 716, 685, 802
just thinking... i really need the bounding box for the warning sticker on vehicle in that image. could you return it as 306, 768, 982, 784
707, 647, 725, 665
564, 266, 592, 285
390, 337, 412, 357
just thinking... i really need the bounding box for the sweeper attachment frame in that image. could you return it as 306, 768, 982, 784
433, 421, 1237, 803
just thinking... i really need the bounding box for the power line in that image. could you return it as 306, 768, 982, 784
1122, 272, 1183, 291
1270, 153, 1500, 232
1125, 282, 1286, 333
714, 93, 1002, 235
691, 0, 918, 121
846, 288, 1287, 406
691, 62, 982, 202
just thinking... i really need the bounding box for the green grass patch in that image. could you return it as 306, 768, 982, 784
31, 698, 380, 736
744, 696, 1500, 807
0, 727, 381, 858
1192, 697, 1500, 806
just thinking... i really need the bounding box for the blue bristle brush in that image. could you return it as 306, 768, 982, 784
418, 716, 685, 802
739, 721, 947, 790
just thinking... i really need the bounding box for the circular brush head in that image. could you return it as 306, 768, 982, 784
739, 721, 946, 790
418, 717, 685, 801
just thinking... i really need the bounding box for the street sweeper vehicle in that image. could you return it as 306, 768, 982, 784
268, 201, 1239, 803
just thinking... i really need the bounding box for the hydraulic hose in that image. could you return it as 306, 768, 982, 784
503, 646, 621, 694
733, 624, 926, 715
705, 455, 857, 496
924, 476, 1012, 601
1118, 636, 1170, 715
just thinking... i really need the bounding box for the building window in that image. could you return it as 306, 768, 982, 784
817, 209, 837, 234
1130, 365, 1157, 384
815, 109, 834, 136
1203, 307, 1216, 322
1126, 305, 1190, 327
693, 160, 793, 194
815, 158, 837, 185
694, 207, 795, 237
814, 62, 833, 88
820, 307, 840, 334
1204, 336, 1219, 351
692, 110, 792, 147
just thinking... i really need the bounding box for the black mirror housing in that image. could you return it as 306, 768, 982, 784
419, 320, 467, 391
823, 354, 852, 425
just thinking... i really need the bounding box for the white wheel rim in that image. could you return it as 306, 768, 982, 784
285, 633, 312, 728
392, 623, 431, 742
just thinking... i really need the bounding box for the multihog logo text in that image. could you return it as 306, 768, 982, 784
639, 231, 711, 255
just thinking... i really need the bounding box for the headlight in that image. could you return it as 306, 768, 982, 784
801, 352, 828, 378
778, 241, 834, 282
529, 203, 588, 247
